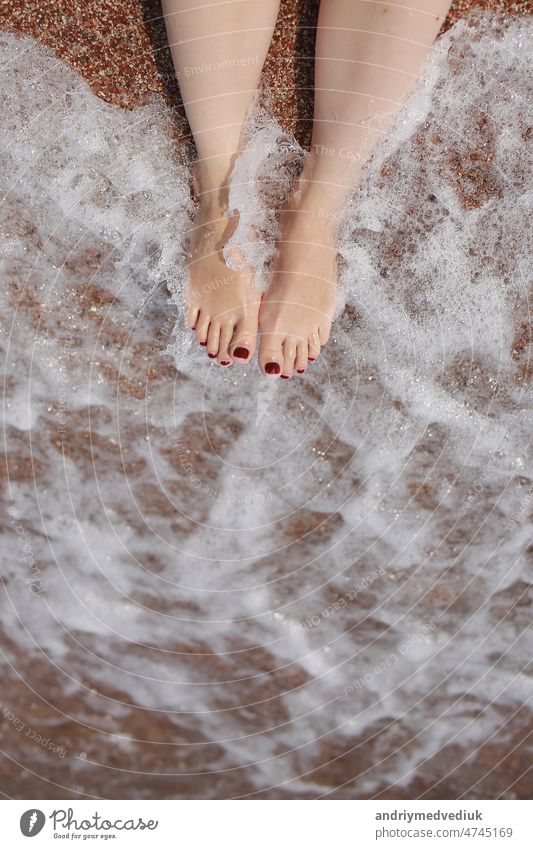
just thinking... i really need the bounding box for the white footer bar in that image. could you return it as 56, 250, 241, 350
2, 799, 531, 848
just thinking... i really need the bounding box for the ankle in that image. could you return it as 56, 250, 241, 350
281, 190, 341, 244
191, 158, 237, 209
302, 190, 347, 240
195, 186, 230, 218
291, 150, 360, 235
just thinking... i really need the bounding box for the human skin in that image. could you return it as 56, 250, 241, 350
161, 0, 281, 366
258, 0, 452, 377
163, 0, 452, 375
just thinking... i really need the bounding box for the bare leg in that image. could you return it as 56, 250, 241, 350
162, 0, 280, 365
258, 0, 452, 377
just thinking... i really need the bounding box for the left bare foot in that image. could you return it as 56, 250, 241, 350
185, 198, 260, 366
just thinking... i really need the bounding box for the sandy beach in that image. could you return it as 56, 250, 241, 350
0, 0, 531, 801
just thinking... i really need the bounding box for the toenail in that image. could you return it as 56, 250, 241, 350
220, 360, 230, 366
208, 353, 216, 358
308, 357, 315, 361
265, 362, 280, 375
280, 375, 290, 380
199, 341, 207, 346
297, 369, 305, 373
233, 347, 249, 359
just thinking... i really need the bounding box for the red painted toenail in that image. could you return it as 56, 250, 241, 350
280, 375, 290, 380
308, 357, 315, 361
220, 361, 230, 366
297, 369, 305, 373
208, 353, 216, 358
265, 362, 280, 375
199, 341, 207, 346
233, 347, 249, 359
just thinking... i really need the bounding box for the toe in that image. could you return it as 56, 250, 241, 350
217, 321, 235, 366
319, 321, 331, 346
259, 329, 283, 377
308, 330, 321, 362
230, 316, 257, 364
187, 304, 200, 330
295, 342, 308, 374
206, 321, 221, 359
281, 337, 297, 379
196, 315, 210, 347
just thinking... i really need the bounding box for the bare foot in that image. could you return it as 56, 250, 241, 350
185, 200, 260, 366
258, 207, 338, 378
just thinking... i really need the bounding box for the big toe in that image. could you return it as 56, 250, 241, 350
230, 315, 258, 364
258, 330, 283, 377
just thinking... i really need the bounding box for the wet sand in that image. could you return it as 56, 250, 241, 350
0, 0, 531, 801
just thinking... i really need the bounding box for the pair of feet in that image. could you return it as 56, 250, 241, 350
185, 190, 338, 378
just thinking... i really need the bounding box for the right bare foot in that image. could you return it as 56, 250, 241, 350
185, 199, 260, 366
258, 206, 338, 378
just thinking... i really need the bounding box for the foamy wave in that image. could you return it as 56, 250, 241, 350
0, 17, 531, 799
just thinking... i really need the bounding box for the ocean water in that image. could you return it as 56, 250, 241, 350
0, 15, 532, 799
